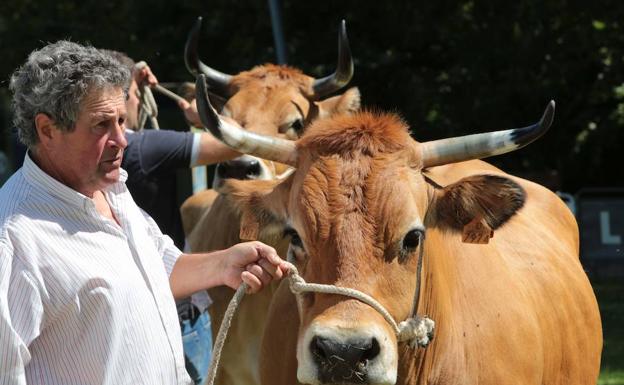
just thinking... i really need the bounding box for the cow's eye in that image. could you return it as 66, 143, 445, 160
290, 118, 304, 133
402, 228, 424, 250
284, 227, 303, 248
399, 228, 424, 263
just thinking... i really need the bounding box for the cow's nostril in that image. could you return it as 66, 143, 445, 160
362, 337, 380, 361
310, 335, 379, 383
216, 158, 262, 180
310, 336, 328, 361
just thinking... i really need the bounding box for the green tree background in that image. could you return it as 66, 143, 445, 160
1, 0, 623, 192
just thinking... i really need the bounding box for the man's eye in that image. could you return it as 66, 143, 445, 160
94, 121, 107, 130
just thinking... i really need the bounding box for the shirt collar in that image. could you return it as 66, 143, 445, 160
22, 151, 128, 210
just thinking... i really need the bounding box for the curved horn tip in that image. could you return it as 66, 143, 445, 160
541, 100, 556, 129
184, 17, 204, 76
311, 19, 354, 97
191, 16, 203, 35
339, 19, 349, 43
193, 16, 203, 36
185, 18, 233, 94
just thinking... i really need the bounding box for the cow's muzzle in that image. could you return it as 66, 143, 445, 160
212, 155, 275, 191
216, 156, 262, 180
298, 322, 398, 385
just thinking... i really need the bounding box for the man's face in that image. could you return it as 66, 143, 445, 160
125, 79, 140, 130
43, 86, 128, 196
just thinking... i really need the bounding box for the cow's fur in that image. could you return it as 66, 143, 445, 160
223, 111, 602, 385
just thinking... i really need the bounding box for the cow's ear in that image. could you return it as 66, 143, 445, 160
221, 178, 290, 240
178, 82, 228, 113
432, 175, 526, 241
208, 91, 228, 112
316, 87, 361, 118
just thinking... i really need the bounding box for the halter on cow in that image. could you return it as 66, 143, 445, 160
197, 74, 602, 385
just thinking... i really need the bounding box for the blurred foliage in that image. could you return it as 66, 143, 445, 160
1, 0, 623, 191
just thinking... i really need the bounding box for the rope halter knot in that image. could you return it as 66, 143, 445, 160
398, 317, 435, 348
286, 265, 435, 349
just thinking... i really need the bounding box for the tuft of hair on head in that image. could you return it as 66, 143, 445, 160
100, 49, 135, 73
297, 110, 412, 157
9, 41, 131, 148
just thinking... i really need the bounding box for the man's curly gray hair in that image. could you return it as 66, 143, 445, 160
9, 40, 130, 148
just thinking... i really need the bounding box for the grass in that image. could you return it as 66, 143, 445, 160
595, 280, 624, 385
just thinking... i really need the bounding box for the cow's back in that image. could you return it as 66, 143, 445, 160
181, 189, 220, 239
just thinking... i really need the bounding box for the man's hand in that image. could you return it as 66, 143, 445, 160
177, 98, 202, 128
133, 61, 158, 87
221, 241, 291, 293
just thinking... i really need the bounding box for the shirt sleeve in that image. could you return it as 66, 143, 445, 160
139, 208, 183, 277
131, 130, 195, 177
189, 133, 202, 168
0, 244, 43, 384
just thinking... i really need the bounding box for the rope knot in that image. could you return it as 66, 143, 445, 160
287, 269, 306, 294
397, 316, 435, 348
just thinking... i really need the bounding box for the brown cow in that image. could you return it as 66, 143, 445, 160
181, 18, 361, 385
181, 17, 360, 234
196, 78, 602, 385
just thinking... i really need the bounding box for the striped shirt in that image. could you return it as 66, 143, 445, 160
0, 153, 193, 385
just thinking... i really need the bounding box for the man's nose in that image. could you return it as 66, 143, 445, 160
110, 122, 128, 149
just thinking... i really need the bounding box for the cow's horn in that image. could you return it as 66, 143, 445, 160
312, 20, 354, 97
196, 74, 298, 166
185, 16, 232, 96
421, 101, 555, 168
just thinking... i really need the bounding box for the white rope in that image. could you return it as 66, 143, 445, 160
287, 265, 434, 348
202, 282, 248, 385
134, 61, 160, 130
200, 267, 435, 385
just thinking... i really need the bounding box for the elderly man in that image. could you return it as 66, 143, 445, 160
102, 49, 232, 384
0, 41, 289, 384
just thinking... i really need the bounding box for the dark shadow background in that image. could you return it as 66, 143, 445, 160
1, 0, 623, 192
0, 1, 622, 383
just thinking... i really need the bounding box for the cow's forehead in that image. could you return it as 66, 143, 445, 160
229, 64, 314, 94
290, 150, 428, 255
227, 85, 311, 117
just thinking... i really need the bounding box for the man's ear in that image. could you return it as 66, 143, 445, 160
433, 174, 526, 236
34, 113, 58, 145
221, 178, 291, 241
316, 87, 361, 118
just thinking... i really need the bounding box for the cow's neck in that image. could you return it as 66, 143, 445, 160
396, 230, 476, 385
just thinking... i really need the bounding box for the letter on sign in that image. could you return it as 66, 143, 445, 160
600, 211, 622, 245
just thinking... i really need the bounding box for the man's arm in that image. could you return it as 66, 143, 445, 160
0, 246, 42, 384
193, 130, 240, 167
168, 241, 291, 299
133, 62, 241, 167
